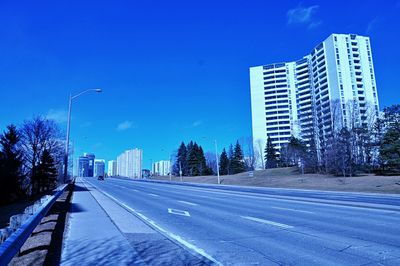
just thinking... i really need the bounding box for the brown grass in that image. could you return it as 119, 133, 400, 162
151, 167, 400, 194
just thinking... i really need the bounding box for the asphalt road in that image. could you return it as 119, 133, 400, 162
83, 177, 400, 265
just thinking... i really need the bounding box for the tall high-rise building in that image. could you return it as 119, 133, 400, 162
83, 153, 95, 177
94, 159, 105, 177
250, 33, 379, 168
77, 156, 89, 177
117, 148, 143, 178
107, 160, 117, 176
152, 160, 171, 176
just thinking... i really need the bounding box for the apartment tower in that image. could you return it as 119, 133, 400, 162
250, 33, 379, 168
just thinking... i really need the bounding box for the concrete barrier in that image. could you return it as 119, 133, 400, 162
0, 184, 69, 264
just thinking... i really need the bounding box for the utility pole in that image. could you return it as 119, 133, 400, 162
215, 140, 220, 184
179, 161, 183, 182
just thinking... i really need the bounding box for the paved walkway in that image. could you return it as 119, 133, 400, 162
61, 178, 141, 265
61, 178, 206, 266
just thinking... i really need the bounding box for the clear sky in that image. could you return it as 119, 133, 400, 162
1, 0, 399, 169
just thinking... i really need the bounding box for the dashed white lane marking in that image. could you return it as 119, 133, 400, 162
178, 200, 198, 206
241, 216, 294, 229
168, 208, 191, 217
271, 206, 315, 214
148, 193, 159, 197
85, 180, 221, 265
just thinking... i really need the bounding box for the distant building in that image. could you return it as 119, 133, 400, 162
94, 159, 105, 177
117, 148, 143, 178
84, 153, 95, 177
107, 160, 117, 176
152, 160, 171, 176
77, 156, 89, 177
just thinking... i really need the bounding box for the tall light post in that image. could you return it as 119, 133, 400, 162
202, 137, 220, 184
64, 88, 102, 183
214, 140, 220, 184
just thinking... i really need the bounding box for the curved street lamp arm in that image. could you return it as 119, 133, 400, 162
71, 88, 101, 100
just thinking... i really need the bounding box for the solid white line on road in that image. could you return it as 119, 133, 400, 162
148, 193, 159, 197
241, 216, 294, 229
168, 208, 191, 217
85, 180, 221, 265
178, 200, 198, 206
271, 206, 315, 214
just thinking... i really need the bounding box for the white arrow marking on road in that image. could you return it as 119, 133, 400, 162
271, 207, 314, 214
241, 216, 293, 229
178, 200, 198, 206
168, 208, 191, 217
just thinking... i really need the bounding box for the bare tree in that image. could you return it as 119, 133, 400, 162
205, 151, 217, 175
254, 139, 265, 170
20, 117, 64, 195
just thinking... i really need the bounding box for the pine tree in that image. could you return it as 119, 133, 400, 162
36, 149, 58, 192
230, 141, 246, 174
0, 125, 24, 203
227, 144, 233, 174
187, 142, 201, 176
380, 128, 400, 174
197, 146, 208, 175
174, 142, 187, 176
219, 148, 229, 175
264, 137, 278, 169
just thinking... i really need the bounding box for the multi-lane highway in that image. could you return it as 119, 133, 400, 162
83, 177, 400, 265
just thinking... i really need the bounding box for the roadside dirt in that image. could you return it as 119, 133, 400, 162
151, 167, 400, 194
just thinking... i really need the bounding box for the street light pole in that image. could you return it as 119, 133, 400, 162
215, 140, 220, 184
63, 88, 102, 183
63, 94, 73, 183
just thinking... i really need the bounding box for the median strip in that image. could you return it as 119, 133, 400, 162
241, 216, 294, 229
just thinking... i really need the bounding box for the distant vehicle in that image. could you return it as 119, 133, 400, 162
98, 176, 104, 180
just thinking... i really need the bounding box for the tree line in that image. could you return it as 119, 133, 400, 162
0, 117, 63, 205
172, 140, 248, 176
262, 103, 400, 176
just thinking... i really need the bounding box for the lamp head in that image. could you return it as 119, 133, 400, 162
94, 88, 102, 93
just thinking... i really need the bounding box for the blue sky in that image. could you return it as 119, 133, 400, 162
1, 0, 399, 168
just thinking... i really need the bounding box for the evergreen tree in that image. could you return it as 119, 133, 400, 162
187, 142, 201, 176
36, 149, 58, 192
197, 146, 209, 175
227, 144, 233, 174
380, 128, 400, 174
379, 105, 400, 174
173, 142, 187, 176
219, 148, 229, 175
0, 125, 24, 204
230, 141, 246, 174
264, 137, 278, 169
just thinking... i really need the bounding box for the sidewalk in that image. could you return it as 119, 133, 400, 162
61, 178, 208, 266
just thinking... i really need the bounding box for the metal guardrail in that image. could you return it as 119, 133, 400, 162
0, 183, 69, 265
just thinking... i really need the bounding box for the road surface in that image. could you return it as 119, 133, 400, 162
83, 177, 400, 265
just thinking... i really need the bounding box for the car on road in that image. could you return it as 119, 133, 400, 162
98, 176, 104, 180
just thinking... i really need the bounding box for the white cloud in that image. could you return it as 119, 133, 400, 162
192, 120, 202, 127
117, 120, 134, 131
366, 17, 381, 34
287, 4, 321, 29
46, 109, 68, 123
